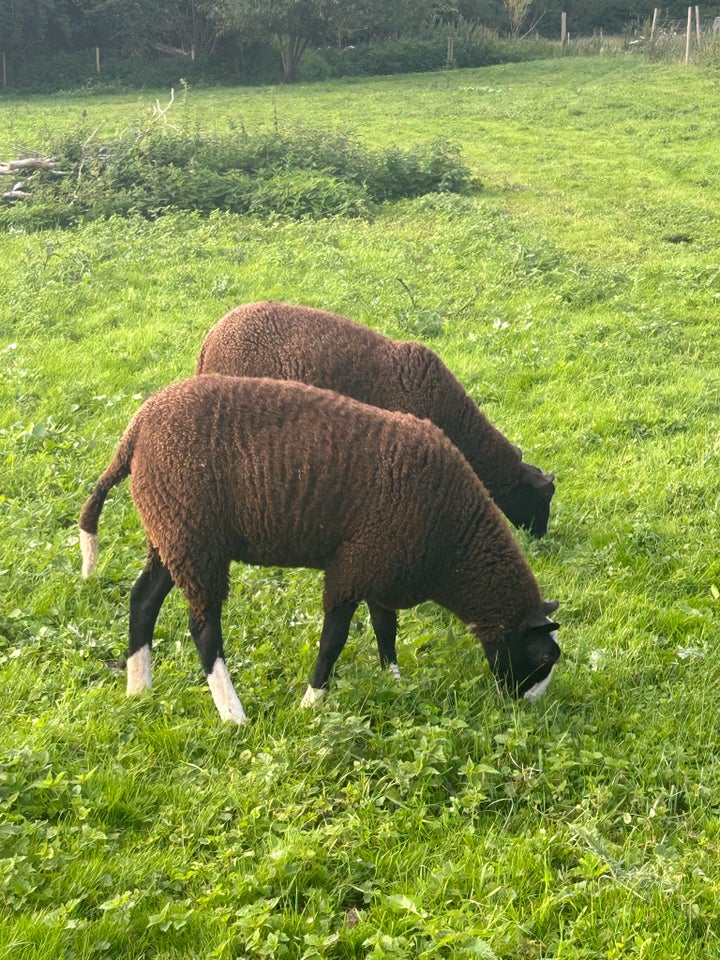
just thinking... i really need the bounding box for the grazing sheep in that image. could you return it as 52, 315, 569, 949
79, 375, 560, 724
196, 301, 555, 537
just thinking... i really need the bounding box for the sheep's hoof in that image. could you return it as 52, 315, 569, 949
221, 706, 248, 725
126, 646, 152, 695
388, 663, 401, 681
300, 685, 325, 708
206, 659, 247, 724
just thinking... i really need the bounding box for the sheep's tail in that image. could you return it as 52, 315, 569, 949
78, 414, 139, 578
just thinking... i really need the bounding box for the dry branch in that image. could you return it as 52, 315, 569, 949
0, 157, 59, 175
1, 156, 67, 201
3, 189, 32, 200
153, 43, 191, 58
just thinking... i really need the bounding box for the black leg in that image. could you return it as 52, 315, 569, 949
188, 605, 246, 723
188, 606, 225, 675
368, 603, 398, 668
126, 556, 174, 695
309, 601, 359, 691
128, 558, 174, 657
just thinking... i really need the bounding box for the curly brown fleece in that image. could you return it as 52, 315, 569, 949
196, 301, 525, 499
80, 375, 542, 645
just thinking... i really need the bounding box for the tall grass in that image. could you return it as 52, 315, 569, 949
1, 56, 720, 957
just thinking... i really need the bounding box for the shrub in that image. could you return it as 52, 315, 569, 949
299, 29, 560, 81
0, 124, 477, 230
2, 43, 281, 93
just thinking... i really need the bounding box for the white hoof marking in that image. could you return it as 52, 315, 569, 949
388, 663, 401, 681
207, 658, 247, 724
126, 646, 152, 695
80, 530, 98, 578
300, 685, 325, 708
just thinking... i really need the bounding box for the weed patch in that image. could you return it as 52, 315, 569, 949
1, 124, 475, 230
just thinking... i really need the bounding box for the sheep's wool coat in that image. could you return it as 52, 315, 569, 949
115, 376, 541, 638
197, 302, 525, 499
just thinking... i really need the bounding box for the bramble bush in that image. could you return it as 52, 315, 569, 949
0, 124, 476, 229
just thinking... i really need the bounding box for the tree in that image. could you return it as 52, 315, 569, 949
331, 0, 428, 42
0, 0, 73, 58
502, 0, 539, 37
215, 0, 343, 78
71, 0, 222, 57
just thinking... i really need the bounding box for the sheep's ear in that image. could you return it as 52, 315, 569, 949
532, 468, 555, 489
519, 602, 559, 632
518, 461, 555, 490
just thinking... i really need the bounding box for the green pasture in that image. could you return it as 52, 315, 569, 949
1, 54, 720, 958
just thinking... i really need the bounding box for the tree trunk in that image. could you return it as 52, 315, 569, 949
278, 32, 309, 81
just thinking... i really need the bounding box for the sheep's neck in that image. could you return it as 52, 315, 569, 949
434, 521, 541, 644
446, 390, 524, 499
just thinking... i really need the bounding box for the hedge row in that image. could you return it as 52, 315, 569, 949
0, 33, 560, 94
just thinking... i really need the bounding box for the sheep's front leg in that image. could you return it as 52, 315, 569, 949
189, 607, 247, 725
368, 603, 400, 680
127, 559, 174, 695
301, 601, 358, 707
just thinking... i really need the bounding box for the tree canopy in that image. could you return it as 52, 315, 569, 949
0, 0, 718, 83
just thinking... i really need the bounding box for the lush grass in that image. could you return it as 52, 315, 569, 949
2, 55, 720, 958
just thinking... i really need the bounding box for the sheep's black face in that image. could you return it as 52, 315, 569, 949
486, 602, 561, 701
495, 464, 555, 538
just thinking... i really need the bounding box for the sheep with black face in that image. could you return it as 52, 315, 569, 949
197, 301, 556, 537
79, 375, 560, 723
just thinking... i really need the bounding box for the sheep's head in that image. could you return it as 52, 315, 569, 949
495, 460, 555, 538
482, 601, 560, 700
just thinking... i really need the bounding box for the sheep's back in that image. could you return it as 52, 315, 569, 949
197, 301, 523, 497
198, 302, 419, 410
128, 376, 476, 585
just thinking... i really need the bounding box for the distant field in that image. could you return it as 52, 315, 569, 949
1, 55, 720, 958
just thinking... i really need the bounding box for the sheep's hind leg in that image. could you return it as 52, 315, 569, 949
188, 607, 247, 724
301, 601, 358, 708
368, 603, 400, 680
127, 555, 174, 695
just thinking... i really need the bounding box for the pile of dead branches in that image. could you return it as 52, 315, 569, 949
1, 157, 67, 201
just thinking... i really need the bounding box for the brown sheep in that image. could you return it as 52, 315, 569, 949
196, 301, 555, 537
79, 375, 560, 723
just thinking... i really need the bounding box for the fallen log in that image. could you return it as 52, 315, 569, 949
2, 189, 32, 200
0, 156, 68, 201
0, 157, 59, 175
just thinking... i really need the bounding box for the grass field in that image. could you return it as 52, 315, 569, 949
2, 54, 720, 958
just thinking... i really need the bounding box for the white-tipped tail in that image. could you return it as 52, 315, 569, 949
207, 658, 247, 724
126, 645, 153, 695
80, 530, 98, 579
300, 684, 325, 708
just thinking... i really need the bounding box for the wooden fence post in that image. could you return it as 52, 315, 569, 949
561, 12, 567, 44
446, 36, 454, 68
695, 5, 701, 45
1, 52, 6, 88
685, 6, 692, 63
650, 8, 659, 41
95, 47, 100, 73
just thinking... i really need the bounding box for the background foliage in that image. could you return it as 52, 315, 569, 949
2, 0, 720, 90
